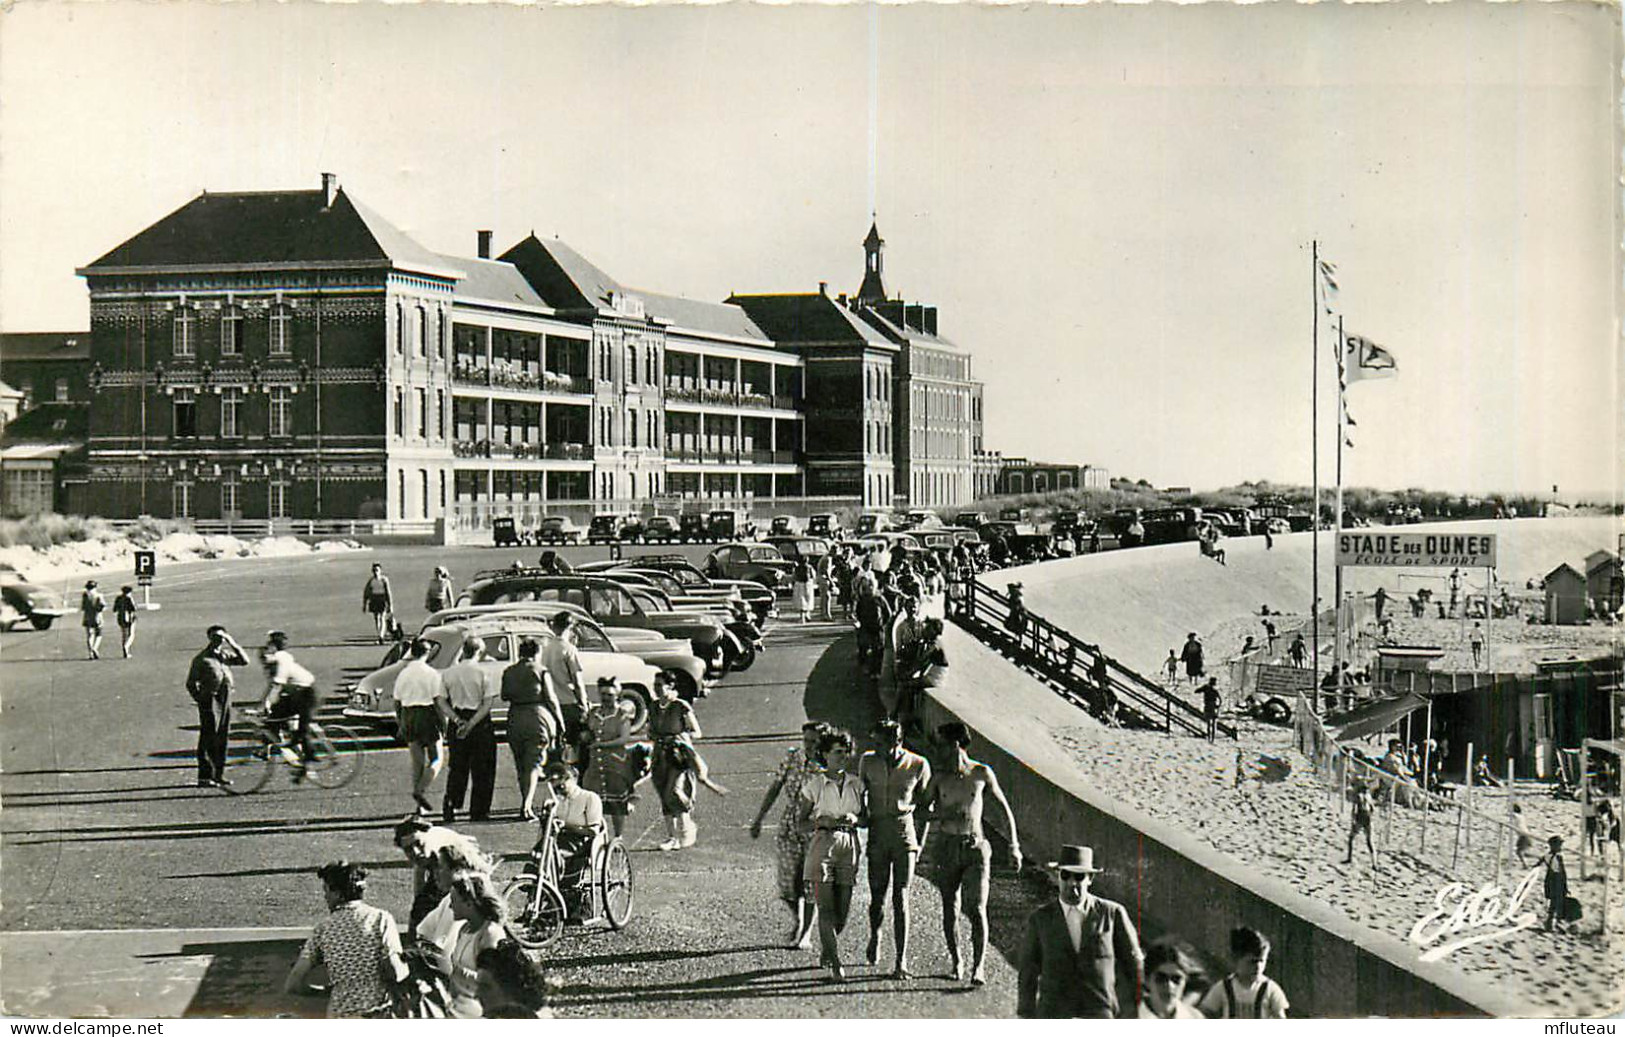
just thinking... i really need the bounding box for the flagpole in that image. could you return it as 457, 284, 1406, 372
1312, 241, 1321, 709
1335, 314, 1346, 710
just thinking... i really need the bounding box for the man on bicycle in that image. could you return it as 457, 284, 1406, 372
256, 631, 319, 774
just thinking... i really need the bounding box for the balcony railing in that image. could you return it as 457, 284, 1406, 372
452, 439, 594, 460
665, 384, 702, 402
452, 364, 590, 394
772, 395, 797, 410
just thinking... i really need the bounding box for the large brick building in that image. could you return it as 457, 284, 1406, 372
64, 176, 1009, 523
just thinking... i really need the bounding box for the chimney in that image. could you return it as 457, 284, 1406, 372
320, 173, 338, 208
923, 307, 937, 336
818, 281, 828, 297
477, 230, 493, 259
905, 304, 923, 332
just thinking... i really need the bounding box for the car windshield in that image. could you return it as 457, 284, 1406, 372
667, 567, 704, 587
748, 547, 783, 561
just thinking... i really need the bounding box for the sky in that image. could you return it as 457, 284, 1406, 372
0, 1, 1617, 498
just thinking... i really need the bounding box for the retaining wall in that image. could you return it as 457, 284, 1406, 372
923, 623, 1525, 1018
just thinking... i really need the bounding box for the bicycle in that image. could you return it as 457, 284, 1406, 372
502, 801, 633, 950
225, 704, 363, 794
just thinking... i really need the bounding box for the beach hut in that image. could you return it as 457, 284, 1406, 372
1584, 552, 1622, 615
1543, 564, 1588, 625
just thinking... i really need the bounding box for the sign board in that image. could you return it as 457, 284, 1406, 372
1337, 531, 1497, 569
138, 574, 153, 588
134, 551, 157, 578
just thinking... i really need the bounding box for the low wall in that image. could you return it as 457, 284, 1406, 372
921, 624, 1524, 1018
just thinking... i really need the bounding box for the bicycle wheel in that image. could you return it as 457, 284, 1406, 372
503, 873, 567, 950
597, 840, 634, 930
223, 729, 275, 795
305, 724, 363, 789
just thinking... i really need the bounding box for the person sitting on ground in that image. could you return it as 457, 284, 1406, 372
1197, 926, 1289, 1018
414, 832, 497, 954
475, 939, 554, 1018
285, 861, 408, 1018
1473, 754, 1502, 788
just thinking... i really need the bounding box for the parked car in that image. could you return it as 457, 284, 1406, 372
768, 515, 803, 536
587, 513, 627, 544
806, 513, 843, 538
1050, 510, 1093, 538
418, 602, 711, 702
618, 515, 647, 542
761, 536, 831, 567
492, 516, 524, 547
899, 510, 942, 530
917, 530, 958, 554
457, 573, 739, 673
856, 512, 892, 535
707, 509, 756, 542
1265, 517, 1292, 535
342, 617, 661, 736
679, 512, 710, 543
536, 515, 584, 545
705, 542, 795, 589
625, 555, 776, 623
575, 562, 741, 617
0, 569, 70, 631
642, 515, 681, 543
951, 512, 985, 530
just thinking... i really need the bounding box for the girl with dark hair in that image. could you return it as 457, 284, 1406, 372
1138, 940, 1205, 1019
475, 940, 554, 1018
285, 862, 407, 1017
798, 728, 863, 982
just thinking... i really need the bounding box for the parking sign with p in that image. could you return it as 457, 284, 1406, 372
134, 550, 156, 586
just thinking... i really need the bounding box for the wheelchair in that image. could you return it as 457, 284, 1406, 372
503, 800, 634, 949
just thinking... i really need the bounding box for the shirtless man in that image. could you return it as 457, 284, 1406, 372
920, 721, 1023, 986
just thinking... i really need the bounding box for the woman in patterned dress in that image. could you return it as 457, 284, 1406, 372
284, 861, 408, 1017
749, 721, 829, 948
581, 677, 639, 838
798, 728, 864, 982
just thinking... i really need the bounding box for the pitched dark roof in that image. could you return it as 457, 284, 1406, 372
0, 332, 91, 362
728, 293, 894, 350
0, 402, 88, 444
640, 291, 769, 343
500, 235, 621, 312
440, 255, 547, 310
856, 307, 962, 351
81, 188, 460, 279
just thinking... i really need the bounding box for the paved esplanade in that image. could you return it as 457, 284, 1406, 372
0, 545, 1039, 1018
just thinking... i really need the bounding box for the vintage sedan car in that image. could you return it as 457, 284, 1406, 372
574, 563, 738, 619
805, 513, 843, 538
917, 530, 958, 555
620, 555, 775, 623
761, 535, 831, 567
456, 573, 738, 673
856, 511, 892, 535
768, 515, 804, 536
419, 603, 711, 702
0, 568, 71, 631
705, 542, 794, 589
898, 510, 943, 531
536, 515, 584, 545
642, 515, 680, 543
706, 509, 757, 542
343, 617, 661, 736
587, 513, 628, 544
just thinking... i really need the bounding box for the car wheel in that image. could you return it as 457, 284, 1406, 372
719, 637, 741, 673
619, 685, 653, 731
731, 640, 756, 672
668, 669, 701, 702
29, 615, 54, 631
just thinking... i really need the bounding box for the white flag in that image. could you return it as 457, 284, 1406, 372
1344, 333, 1397, 382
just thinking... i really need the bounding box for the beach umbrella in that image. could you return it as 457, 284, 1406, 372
1327, 690, 1429, 743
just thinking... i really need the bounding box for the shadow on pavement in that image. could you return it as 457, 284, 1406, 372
801, 630, 887, 751
135, 937, 321, 1019
163, 859, 406, 881
5, 811, 414, 846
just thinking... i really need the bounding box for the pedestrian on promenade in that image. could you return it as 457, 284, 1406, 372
1201, 678, 1222, 741
750, 721, 828, 949
1287, 633, 1307, 668
817, 553, 836, 621
257, 631, 320, 772
362, 563, 394, 643
1016, 844, 1144, 1018
799, 728, 864, 982
437, 637, 498, 825
1180, 632, 1205, 685
285, 861, 407, 1017
1539, 836, 1570, 932
921, 721, 1022, 986
1470, 622, 1486, 669
425, 566, 454, 617
582, 677, 639, 838
392, 817, 442, 934
186, 624, 249, 789
859, 719, 932, 979
501, 637, 562, 821
896, 618, 948, 732
1343, 780, 1378, 870
1263, 617, 1278, 653
791, 557, 815, 623
540, 612, 587, 750
80, 579, 106, 659
1197, 926, 1290, 1018
113, 584, 138, 658
1164, 649, 1179, 687
1137, 940, 1205, 1018
651, 672, 705, 851
853, 579, 891, 679
1263, 524, 1274, 550
393, 639, 447, 816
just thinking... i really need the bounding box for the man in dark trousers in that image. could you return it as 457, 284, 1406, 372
1017, 845, 1144, 1018
186, 625, 249, 789
1201, 678, 1222, 740
436, 636, 498, 824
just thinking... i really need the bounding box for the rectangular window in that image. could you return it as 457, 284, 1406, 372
173, 479, 193, 519
436, 390, 445, 440
269, 304, 292, 356
269, 479, 289, 520
220, 387, 243, 438
54, 378, 69, 403
220, 307, 242, 356
269, 387, 292, 437
628, 407, 638, 448
439, 471, 447, 509
394, 389, 404, 437
173, 388, 197, 438
221, 475, 240, 518
417, 305, 428, 357
416, 388, 428, 439
396, 303, 405, 354
399, 470, 407, 518
420, 470, 430, 519
173, 306, 195, 357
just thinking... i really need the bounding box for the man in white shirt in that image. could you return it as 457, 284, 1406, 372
257, 631, 318, 771
394, 638, 447, 816
436, 637, 498, 825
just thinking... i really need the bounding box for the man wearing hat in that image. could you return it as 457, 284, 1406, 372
1017, 845, 1144, 1018
185, 625, 250, 789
